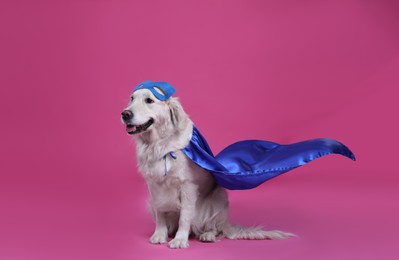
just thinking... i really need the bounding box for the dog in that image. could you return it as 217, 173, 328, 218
121, 86, 294, 249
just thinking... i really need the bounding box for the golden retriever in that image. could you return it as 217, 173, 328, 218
122, 87, 293, 249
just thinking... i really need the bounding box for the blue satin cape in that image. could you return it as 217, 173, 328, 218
181, 126, 355, 190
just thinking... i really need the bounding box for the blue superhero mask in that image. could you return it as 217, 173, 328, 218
133, 80, 176, 101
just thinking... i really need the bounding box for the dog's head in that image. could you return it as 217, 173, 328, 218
121, 82, 190, 138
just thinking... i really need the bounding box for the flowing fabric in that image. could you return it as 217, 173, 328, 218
182, 126, 355, 190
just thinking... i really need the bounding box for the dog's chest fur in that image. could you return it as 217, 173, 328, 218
136, 146, 184, 180
135, 138, 214, 213
146, 174, 183, 212
136, 143, 193, 211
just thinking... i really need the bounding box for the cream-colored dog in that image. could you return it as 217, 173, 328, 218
122, 88, 293, 249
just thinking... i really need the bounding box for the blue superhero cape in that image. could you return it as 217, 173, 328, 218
181, 126, 355, 190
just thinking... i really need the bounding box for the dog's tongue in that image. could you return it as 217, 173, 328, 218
126, 125, 137, 133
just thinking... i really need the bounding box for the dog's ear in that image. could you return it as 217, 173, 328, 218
167, 97, 188, 129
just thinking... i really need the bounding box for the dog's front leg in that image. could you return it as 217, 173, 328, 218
149, 211, 168, 244
169, 182, 197, 249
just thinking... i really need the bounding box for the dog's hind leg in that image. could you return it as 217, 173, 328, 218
199, 230, 217, 242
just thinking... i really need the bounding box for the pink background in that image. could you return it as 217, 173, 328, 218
1, 0, 398, 259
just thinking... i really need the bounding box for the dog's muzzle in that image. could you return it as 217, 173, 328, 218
122, 110, 154, 135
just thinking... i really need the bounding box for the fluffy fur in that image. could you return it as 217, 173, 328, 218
122, 89, 294, 249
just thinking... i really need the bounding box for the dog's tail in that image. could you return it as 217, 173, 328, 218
223, 225, 296, 240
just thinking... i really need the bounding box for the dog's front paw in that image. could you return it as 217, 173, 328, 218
168, 238, 189, 249
149, 232, 168, 244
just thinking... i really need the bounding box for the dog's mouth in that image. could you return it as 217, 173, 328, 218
126, 118, 154, 135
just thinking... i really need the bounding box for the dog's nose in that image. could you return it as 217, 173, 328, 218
121, 110, 133, 121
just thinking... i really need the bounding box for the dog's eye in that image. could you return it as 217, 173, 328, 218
130, 96, 134, 102
145, 98, 154, 104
